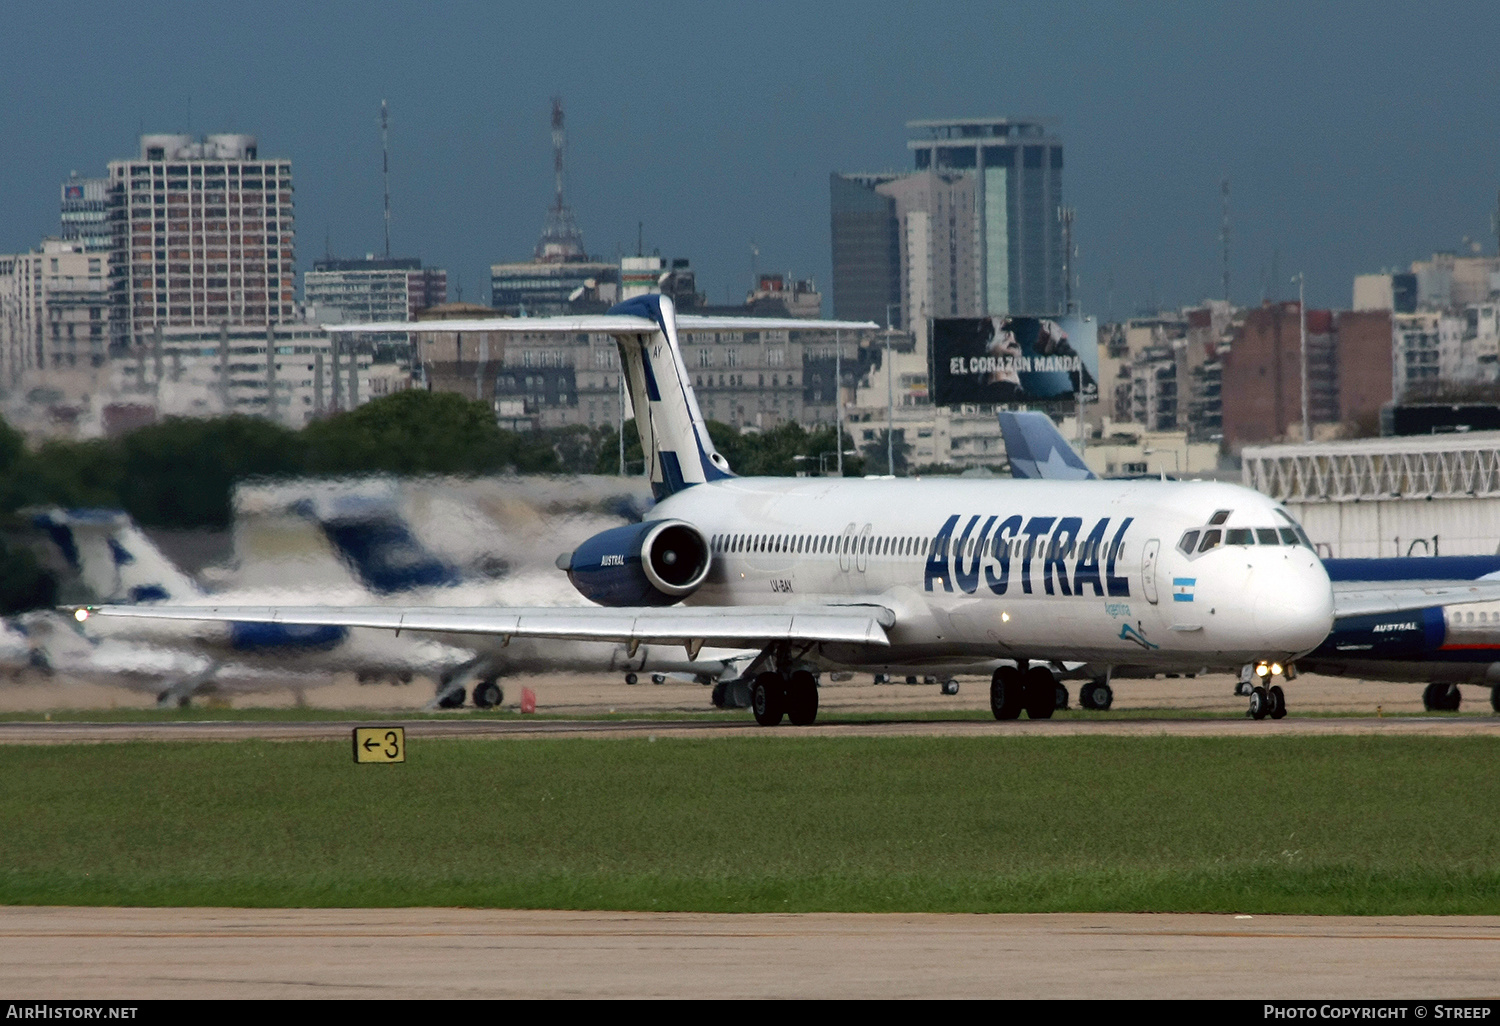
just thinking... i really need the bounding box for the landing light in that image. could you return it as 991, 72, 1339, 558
74, 608, 89, 623
1001, 612, 1010, 622
1270, 662, 1283, 676
1254, 662, 1270, 677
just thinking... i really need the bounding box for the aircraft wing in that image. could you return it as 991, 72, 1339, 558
1332, 579, 1500, 619
77, 603, 894, 650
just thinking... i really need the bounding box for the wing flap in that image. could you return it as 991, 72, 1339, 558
79, 603, 893, 648
1332, 579, 1500, 619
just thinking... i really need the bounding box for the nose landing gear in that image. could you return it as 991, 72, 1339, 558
1245, 662, 1292, 720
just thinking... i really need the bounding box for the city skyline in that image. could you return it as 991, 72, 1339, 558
4, 1, 1500, 317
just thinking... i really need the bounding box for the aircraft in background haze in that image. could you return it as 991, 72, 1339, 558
997, 409, 1500, 713
33, 508, 474, 706
82, 296, 1500, 724
294, 491, 754, 707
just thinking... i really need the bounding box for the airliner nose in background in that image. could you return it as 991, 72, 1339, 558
82, 296, 1500, 725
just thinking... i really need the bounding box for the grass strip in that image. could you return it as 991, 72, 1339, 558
2, 735, 1496, 913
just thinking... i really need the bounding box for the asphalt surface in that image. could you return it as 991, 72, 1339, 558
2, 908, 1497, 999
2, 712, 1499, 743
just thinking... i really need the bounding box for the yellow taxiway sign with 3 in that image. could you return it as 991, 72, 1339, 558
353, 726, 405, 764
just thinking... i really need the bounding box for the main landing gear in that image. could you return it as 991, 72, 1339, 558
1423, 683, 1462, 712
990, 665, 1059, 720
751, 669, 820, 726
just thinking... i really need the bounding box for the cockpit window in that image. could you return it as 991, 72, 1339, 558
1198, 529, 1222, 553
1256, 528, 1280, 545
1278, 528, 1298, 545
1225, 528, 1254, 545
1209, 510, 1232, 525
1295, 526, 1314, 549
1178, 530, 1200, 555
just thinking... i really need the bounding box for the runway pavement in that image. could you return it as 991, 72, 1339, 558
2, 712, 1499, 743
2, 907, 1498, 999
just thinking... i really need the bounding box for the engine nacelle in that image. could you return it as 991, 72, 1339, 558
561, 519, 711, 607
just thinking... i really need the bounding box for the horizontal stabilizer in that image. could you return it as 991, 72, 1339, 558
79, 602, 895, 649
324, 315, 878, 334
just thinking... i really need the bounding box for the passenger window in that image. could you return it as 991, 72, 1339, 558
1278, 528, 1298, 545
1209, 510, 1232, 525
1198, 529, 1222, 553
1178, 530, 1200, 555
1256, 529, 1280, 545
1225, 528, 1254, 545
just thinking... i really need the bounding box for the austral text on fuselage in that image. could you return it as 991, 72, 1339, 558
924, 514, 1133, 598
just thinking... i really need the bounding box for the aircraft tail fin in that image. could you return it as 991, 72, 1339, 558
30, 508, 204, 603
998, 411, 1097, 480
606, 294, 735, 500
293, 496, 463, 595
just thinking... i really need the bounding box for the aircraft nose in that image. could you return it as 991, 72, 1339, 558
1253, 553, 1335, 655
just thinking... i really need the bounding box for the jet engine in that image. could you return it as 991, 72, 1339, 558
559, 519, 711, 606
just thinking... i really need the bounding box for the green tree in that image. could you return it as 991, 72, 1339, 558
301, 390, 513, 476
594, 419, 644, 476
861, 428, 913, 476
0, 534, 58, 614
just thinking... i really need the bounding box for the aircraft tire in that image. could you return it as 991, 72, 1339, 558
437, 687, 467, 709
1268, 684, 1287, 719
787, 670, 819, 725
625, 673, 639, 686
1442, 684, 1462, 711
1080, 680, 1113, 710
1422, 682, 1448, 711
990, 667, 1023, 720
1492, 686, 1500, 714
472, 679, 502, 709
940, 679, 960, 696
711, 681, 727, 708
652, 674, 666, 685
752, 672, 785, 726
1248, 685, 1269, 720
1054, 683, 1069, 711
1022, 667, 1056, 719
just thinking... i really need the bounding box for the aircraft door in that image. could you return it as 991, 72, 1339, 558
856, 523, 872, 573
839, 523, 856, 573
1141, 538, 1161, 605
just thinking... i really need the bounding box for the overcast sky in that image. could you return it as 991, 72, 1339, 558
4, 1, 1498, 317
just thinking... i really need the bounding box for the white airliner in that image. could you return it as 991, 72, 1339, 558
80, 295, 1500, 724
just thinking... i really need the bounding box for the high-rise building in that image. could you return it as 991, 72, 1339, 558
907, 118, 1064, 318
106, 133, 295, 352
60, 174, 111, 253
831, 118, 1065, 331
304, 256, 446, 323
0, 240, 110, 384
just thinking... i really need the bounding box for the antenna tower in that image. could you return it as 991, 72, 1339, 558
1220, 178, 1231, 303
380, 100, 391, 258
1056, 206, 1075, 313
535, 97, 586, 262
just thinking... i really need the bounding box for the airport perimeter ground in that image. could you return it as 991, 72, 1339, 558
3, 670, 1499, 999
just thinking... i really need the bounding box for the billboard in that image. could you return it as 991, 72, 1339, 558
929, 315, 1098, 406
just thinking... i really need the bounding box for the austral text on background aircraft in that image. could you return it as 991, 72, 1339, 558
80, 296, 1500, 725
